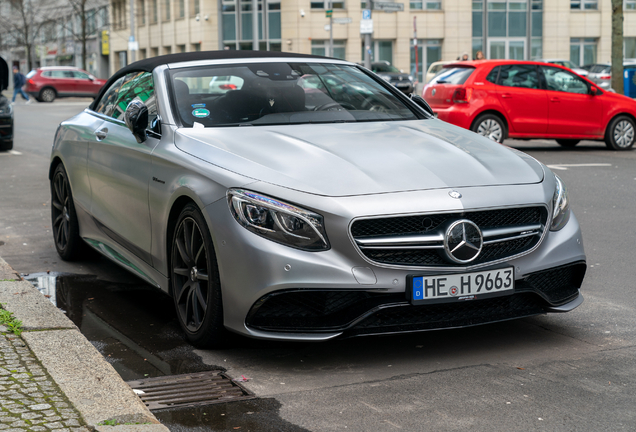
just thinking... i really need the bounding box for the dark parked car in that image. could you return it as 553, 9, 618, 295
365, 61, 414, 94
0, 56, 13, 151
24, 66, 106, 102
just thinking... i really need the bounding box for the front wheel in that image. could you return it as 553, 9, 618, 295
51, 164, 83, 260
471, 114, 506, 143
171, 204, 227, 348
605, 115, 636, 150
556, 139, 580, 148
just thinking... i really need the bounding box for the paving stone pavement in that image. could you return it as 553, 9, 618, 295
0, 327, 89, 432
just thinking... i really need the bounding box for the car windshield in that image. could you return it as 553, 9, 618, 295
372, 63, 400, 73
169, 62, 419, 127
430, 67, 475, 85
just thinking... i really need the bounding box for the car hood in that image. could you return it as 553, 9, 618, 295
175, 119, 544, 197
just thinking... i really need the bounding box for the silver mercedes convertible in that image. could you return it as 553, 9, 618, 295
50, 51, 586, 347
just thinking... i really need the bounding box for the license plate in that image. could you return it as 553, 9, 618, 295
408, 267, 514, 305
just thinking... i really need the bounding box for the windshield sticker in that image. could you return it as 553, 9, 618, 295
192, 108, 210, 118
191, 103, 206, 108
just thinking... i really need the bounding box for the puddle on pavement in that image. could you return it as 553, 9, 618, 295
24, 272, 312, 431
23, 272, 221, 381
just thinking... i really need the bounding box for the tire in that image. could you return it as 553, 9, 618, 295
471, 113, 506, 143
51, 164, 84, 260
171, 204, 227, 348
0, 140, 12, 151
39, 88, 56, 103
605, 115, 636, 150
556, 139, 580, 148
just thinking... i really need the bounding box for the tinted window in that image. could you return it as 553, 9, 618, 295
486, 66, 499, 84
73, 71, 90, 79
111, 72, 156, 122
499, 65, 539, 89
430, 67, 474, 85
50, 70, 74, 78
540, 66, 589, 94
94, 76, 126, 117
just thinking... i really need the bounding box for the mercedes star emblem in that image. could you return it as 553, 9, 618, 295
449, 190, 462, 199
444, 220, 483, 264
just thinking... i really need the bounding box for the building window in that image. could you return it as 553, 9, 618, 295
138, 48, 147, 59
177, 0, 185, 18
311, 40, 346, 59
189, 0, 200, 16
411, 39, 442, 83
163, 0, 171, 21
570, 0, 597, 10
362, 40, 394, 64
222, 0, 281, 51
625, 37, 636, 59
163, 45, 172, 54
191, 42, 201, 51
626, 0, 636, 9
151, 47, 159, 57
137, 0, 146, 25
151, 0, 158, 23
570, 38, 597, 66
310, 1, 345, 10
409, 1, 442, 9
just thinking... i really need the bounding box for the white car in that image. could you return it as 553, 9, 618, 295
537, 59, 588, 77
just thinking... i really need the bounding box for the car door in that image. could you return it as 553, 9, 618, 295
50, 70, 75, 96
87, 71, 159, 264
495, 64, 548, 134
71, 70, 96, 96
539, 66, 603, 136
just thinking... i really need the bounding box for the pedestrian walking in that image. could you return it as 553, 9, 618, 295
11, 66, 31, 104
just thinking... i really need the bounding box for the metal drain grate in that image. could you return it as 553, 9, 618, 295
127, 371, 254, 410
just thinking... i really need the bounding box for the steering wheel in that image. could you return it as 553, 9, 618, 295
313, 101, 357, 111
362, 97, 389, 113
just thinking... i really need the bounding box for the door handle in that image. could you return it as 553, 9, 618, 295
95, 128, 108, 141
501, 93, 512, 98
550, 98, 560, 103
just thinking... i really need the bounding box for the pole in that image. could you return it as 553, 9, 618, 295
413, 17, 418, 83
329, 0, 333, 57
129, 0, 136, 63
363, 2, 372, 69
252, 0, 259, 50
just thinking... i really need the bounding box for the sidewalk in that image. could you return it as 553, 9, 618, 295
0, 257, 169, 432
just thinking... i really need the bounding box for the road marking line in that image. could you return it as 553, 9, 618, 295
547, 163, 612, 171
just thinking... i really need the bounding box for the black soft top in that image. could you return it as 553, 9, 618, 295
89, 50, 331, 110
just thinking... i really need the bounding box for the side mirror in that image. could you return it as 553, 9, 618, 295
124, 99, 148, 143
590, 86, 599, 96
88, 75, 95, 81
410, 94, 435, 116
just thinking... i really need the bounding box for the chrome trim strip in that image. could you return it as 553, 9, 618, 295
483, 231, 540, 245
356, 232, 444, 247
167, 57, 354, 70
482, 224, 543, 239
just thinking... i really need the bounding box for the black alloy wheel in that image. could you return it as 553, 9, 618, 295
51, 164, 83, 260
171, 204, 226, 348
556, 139, 580, 148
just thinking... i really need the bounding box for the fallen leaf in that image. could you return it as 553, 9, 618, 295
517, 367, 525, 370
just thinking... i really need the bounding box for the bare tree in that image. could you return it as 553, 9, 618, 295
0, 0, 48, 70
64, 0, 102, 71
611, 0, 624, 94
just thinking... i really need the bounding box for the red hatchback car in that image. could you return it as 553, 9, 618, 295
24, 66, 106, 103
423, 60, 636, 150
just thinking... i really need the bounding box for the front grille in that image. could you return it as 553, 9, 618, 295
351, 207, 548, 268
245, 261, 584, 336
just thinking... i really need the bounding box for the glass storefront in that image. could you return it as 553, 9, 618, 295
221, 0, 281, 51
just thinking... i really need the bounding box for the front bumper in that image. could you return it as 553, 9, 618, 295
0, 116, 13, 141
205, 183, 586, 341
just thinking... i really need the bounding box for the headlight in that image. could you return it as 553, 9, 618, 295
0, 104, 12, 115
228, 189, 330, 251
551, 174, 570, 231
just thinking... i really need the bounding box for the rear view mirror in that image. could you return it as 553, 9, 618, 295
124, 99, 149, 143
410, 94, 435, 116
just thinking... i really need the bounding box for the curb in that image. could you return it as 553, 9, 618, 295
0, 257, 169, 432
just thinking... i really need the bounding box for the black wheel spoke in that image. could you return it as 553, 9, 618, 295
183, 220, 193, 258
52, 201, 63, 211
173, 267, 189, 277
195, 283, 207, 312
197, 271, 208, 281
175, 237, 190, 266
194, 244, 204, 265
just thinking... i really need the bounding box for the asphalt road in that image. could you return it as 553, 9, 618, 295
1, 98, 636, 431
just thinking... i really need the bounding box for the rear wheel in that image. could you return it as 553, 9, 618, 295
471, 114, 506, 143
171, 204, 227, 348
39, 88, 56, 103
556, 139, 580, 148
51, 164, 83, 260
605, 115, 635, 150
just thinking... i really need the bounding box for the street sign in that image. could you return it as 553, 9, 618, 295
360, 19, 373, 34
372, 2, 404, 12
326, 9, 333, 18
362, 9, 371, 19
333, 17, 353, 24
324, 24, 331, 31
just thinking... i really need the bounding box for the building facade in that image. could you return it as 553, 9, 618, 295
108, 0, 636, 82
